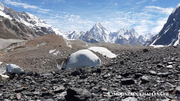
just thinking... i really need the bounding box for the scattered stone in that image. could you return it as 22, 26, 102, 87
103, 73, 111, 79
14, 87, 24, 93
167, 65, 173, 69
16, 93, 21, 100
149, 70, 156, 75
65, 88, 91, 101
141, 75, 150, 84
175, 86, 180, 94
33, 91, 41, 96
53, 85, 65, 93
101, 88, 108, 92
122, 97, 137, 101
143, 48, 149, 52
0, 83, 3, 87
157, 72, 169, 77
157, 64, 164, 68
121, 78, 135, 85
120, 61, 124, 65
168, 62, 173, 65
116, 75, 122, 79
45, 99, 54, 101
71, 70, 81, 76
134, 73, 143, 79
91, 86, 100, 93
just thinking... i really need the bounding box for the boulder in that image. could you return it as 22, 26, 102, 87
64, 49, 101, 69
5, 64, 25, 74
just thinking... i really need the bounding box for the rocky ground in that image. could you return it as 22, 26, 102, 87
1, 45, 180, 101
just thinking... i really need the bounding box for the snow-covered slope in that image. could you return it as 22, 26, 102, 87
145, 3, 180, 46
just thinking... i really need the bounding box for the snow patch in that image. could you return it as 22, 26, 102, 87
0, 11, 12, 20
65, 49, 101, 69
0, 62, 2, 65
88, 47, 117, 58
36, 41, 47, 47
6, 64, 25, 74
150, 45, 166, 48
65, 40, 72, 48
53, 51, 60, 56
49, 49, 56, 54
174, 33, 180, 46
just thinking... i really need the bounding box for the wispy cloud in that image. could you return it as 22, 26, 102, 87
43, 12, 95, 31
145, 6, 174, 15
151, 17, 168, 33
136, 0, 147, 4
114, 3, 118, 6
4, 0, 50, 13
152, 0, 157, 2
54, 0, 65, 3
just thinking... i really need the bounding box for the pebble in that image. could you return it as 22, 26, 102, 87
167, 65, 173, 68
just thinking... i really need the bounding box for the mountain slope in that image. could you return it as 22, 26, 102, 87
0, 2, 67, 39
145, 4, 180, 46
0, 16, 38, 39
79, 31, 98, 43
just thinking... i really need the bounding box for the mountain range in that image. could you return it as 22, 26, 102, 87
66, 23, 154, 45
0, 1, 154, 45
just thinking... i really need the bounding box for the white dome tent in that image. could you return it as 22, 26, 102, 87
62, 49, 101, 69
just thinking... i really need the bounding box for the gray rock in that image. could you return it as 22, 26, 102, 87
141, 75, 150, 84
101, 88, 108, 92
122, 97, 137, 101
121, 78, 135, 85
167, 65, 173, 68
157, 72, 169, 77
149, 70, 156, 75
65, 87, 91, 101
53, 85, 65, 93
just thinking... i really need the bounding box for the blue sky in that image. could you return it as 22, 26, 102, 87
1, 0, 180, 35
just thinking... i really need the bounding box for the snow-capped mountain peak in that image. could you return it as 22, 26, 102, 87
130, 28, 139, 38
89, 22, 110, 42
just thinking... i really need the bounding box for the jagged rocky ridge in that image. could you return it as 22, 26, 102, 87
145, 4, 180, 46
1, 46, 180, 101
